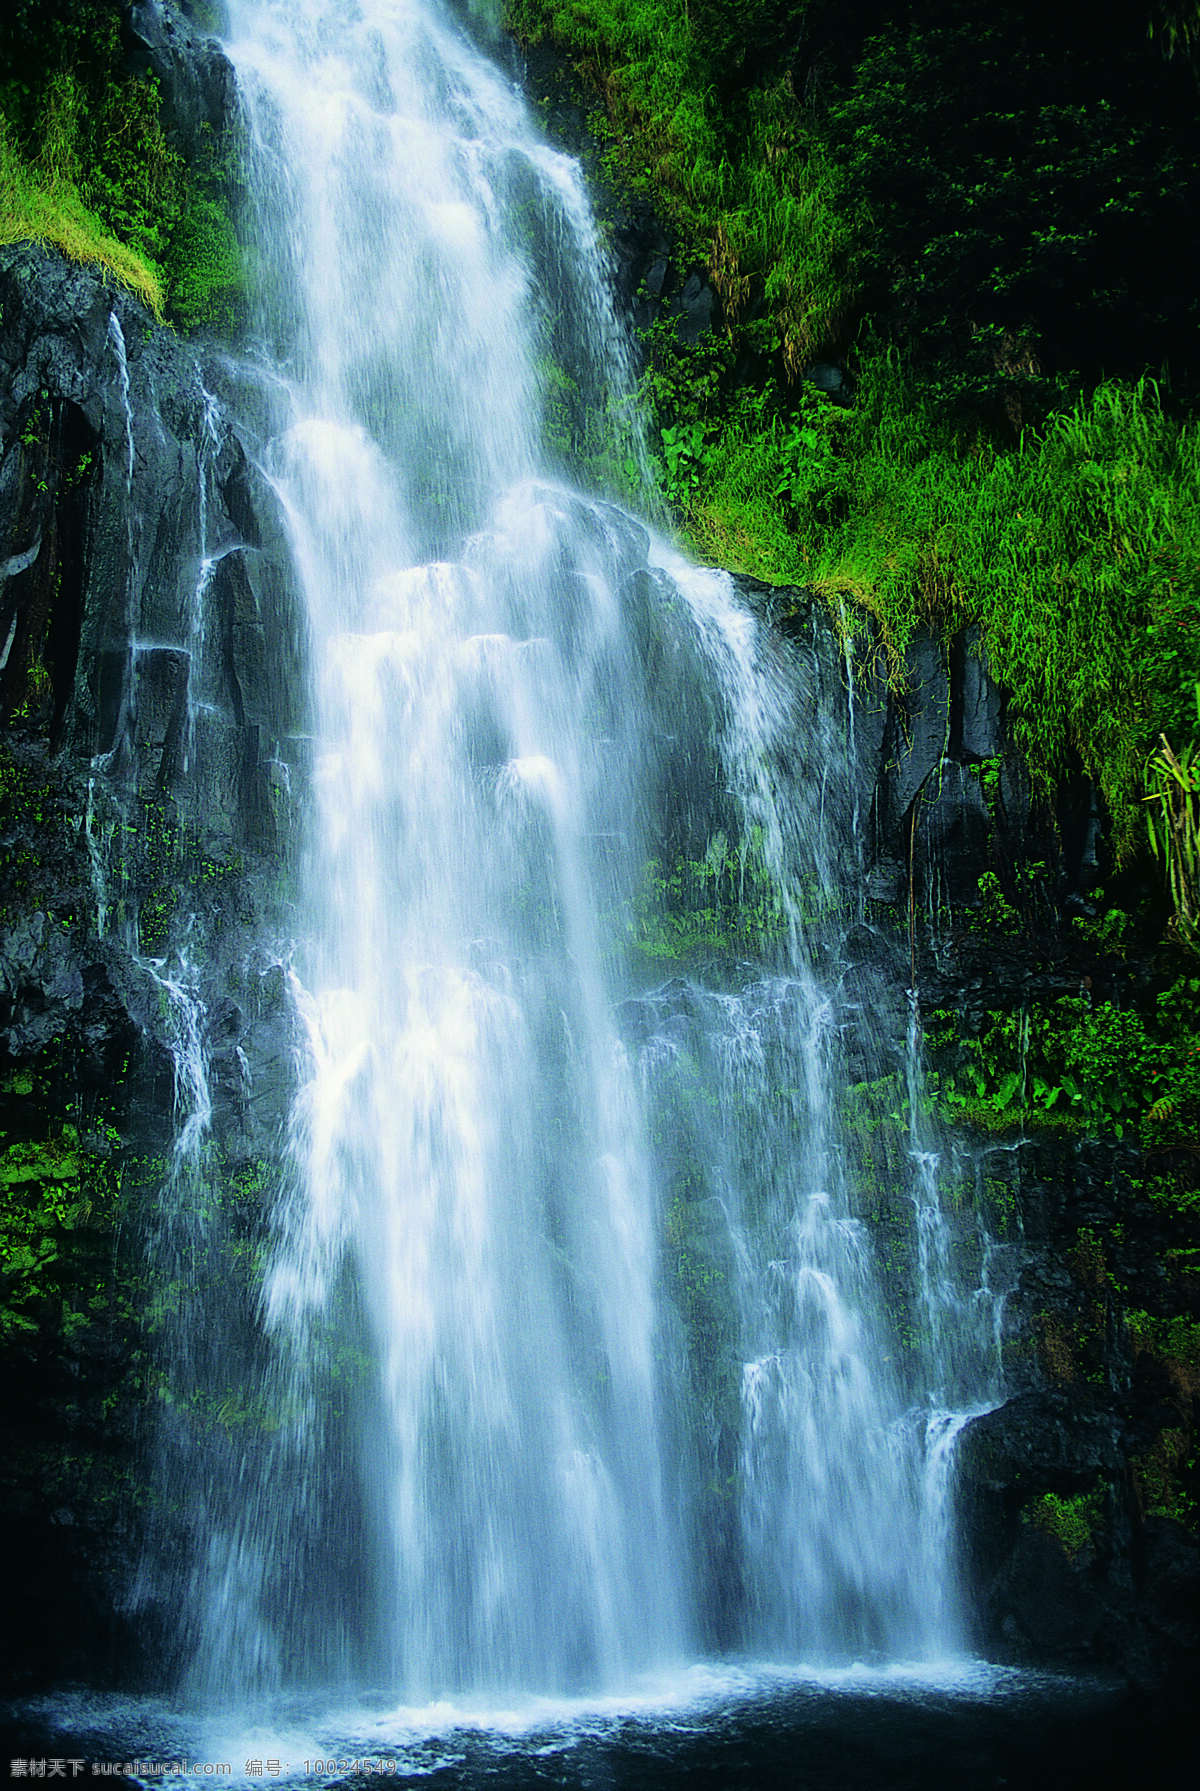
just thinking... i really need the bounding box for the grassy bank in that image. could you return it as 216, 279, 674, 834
0, 112, 165, 312
696, 365, 1200, 857
509, 0, 1200, 870
0, 0, 243, 329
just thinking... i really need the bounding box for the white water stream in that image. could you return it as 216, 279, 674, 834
173, 0, 1006, 1703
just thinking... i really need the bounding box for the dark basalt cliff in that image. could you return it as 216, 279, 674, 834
753, 593, 1200, 1697
0, 1, 1196, 1708
0, 230, 304, 1685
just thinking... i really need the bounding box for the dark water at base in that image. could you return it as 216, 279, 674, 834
3, 1667, 1180, 1791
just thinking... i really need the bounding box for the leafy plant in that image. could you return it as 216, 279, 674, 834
1144, 683, 1200, 951
927, 985, 1200, 1143
658, 418, 709, 509
1025, 1489, 1103, 1558
974, 871, 1019, 936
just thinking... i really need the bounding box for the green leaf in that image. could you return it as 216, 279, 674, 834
995, 1068, 1023, 1108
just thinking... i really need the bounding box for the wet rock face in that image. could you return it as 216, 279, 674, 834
730, 577, 1198, 1690
0, 241, 304, 1055
124, 0, 238, 167
953, 1133, 1200, 1687
0, 241, 305, 1688
0, 245, 301, 772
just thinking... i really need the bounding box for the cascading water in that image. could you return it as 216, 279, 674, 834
176, 0, 1005, 1706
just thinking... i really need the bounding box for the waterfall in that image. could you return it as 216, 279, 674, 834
179, 0, 1002, 1703
106, 311, 135, 494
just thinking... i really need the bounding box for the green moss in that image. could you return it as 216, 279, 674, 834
983, 1174, 1018, 1238
127, 793, 245, 954
1025, 1489, 1103, 1558
1126, 1311, 1200, 1393
0, 748, 57, 916
1133, 1427, 1197, 1528
0, 1122, 129, 1336
841, 1073, 909, 1139
1125, 1302, 1199, 1528
0, 1127, 80, 1188
161, 145, 246, 336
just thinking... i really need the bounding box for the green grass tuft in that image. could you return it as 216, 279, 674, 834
0, 117, 165, 313
685, 355, 1200, 857
0, 2, 246, 332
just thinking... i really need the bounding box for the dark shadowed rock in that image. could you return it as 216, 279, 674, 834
952, 625, 1005, 761
125, 0, 238, 164
0, 232, 304, 1689
961, 1395, 1124, 1490
674, 272, 718, 346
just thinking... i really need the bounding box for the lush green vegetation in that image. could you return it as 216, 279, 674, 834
1025, 1489, 1104, 1559
0, 113, 165, 313
510, 0, 857, 367
511, 0, 1200, 884
697, 373, 1200, 858
0, 1061, 134, 1341
0, 0, 243, 329
926, 973, 1200, 1144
